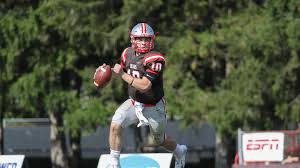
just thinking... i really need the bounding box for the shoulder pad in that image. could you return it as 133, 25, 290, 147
143, 52, 165, 65
121, 47, 131, 64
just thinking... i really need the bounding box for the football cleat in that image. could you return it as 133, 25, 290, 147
175, 145, 187, 168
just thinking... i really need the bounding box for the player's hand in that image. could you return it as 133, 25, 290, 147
112, 64, 123, 76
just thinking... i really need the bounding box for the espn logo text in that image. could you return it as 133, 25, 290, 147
246, 139, 280, 151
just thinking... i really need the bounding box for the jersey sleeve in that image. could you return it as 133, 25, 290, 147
142, 53, 165, 82
120, 47, 129, 69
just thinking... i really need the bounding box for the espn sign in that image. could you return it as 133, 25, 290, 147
242, 132, 284, 162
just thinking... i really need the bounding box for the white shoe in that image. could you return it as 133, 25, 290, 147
175, 145, 187, 168
106, 156, 121, 168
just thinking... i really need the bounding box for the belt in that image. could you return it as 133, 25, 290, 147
131, 99, 156, 107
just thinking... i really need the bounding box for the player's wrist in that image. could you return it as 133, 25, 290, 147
130, 77, 134, 85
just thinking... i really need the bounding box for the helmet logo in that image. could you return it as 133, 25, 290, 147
140, 23, 147, 34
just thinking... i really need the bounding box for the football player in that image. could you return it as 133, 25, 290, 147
98, 23, 187, 168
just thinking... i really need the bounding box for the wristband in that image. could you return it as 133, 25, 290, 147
130, 77, 134, 85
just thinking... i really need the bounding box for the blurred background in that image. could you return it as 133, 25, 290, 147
0, 0, 299, 168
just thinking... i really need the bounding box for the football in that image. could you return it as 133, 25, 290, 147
93, 64, 112, 88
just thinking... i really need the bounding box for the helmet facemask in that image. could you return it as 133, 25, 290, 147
131, 36, 154, 54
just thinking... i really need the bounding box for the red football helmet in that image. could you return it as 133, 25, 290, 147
130, 23, 155, 53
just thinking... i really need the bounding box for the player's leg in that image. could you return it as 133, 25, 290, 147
162, 137, 187, 168
143, 99, 187, 168
108, 122, 122, 167
108, 99, 137, 167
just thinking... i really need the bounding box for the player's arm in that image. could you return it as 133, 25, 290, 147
112, 63, 151, 92
127, 75, 152, 92
125, 55, 165, 92
113, 47, 150, 91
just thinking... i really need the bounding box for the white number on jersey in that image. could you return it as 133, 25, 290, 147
127, 69, 141, 78
150, 62, 162, 72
